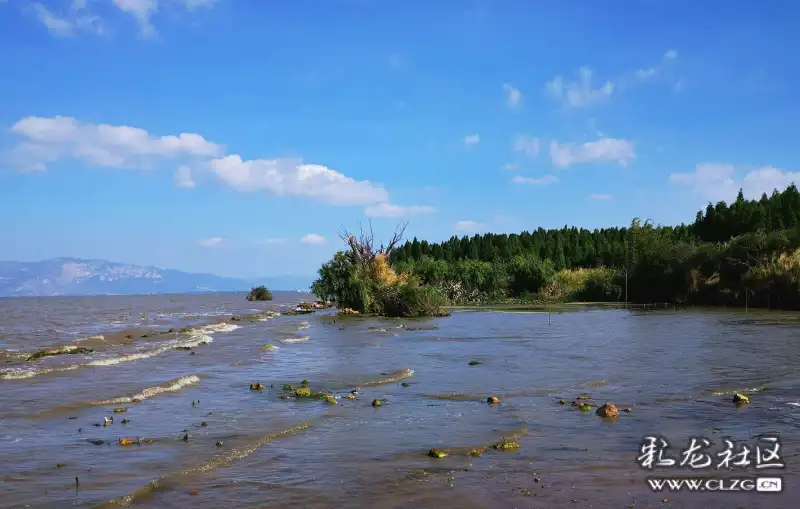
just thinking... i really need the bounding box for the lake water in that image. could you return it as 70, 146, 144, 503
0, 293, 798, 508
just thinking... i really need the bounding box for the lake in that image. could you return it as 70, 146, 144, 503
0, 293, 798, 508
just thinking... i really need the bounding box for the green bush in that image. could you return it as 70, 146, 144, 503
246, 285, 273, 301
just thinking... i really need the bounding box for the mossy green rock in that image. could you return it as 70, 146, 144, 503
493, 439, 520, 451
578, 403, 592, 412
294, 387, 312, 397
468, 361, 481, 366
282, 384, 293, 391
428, 448, 447, 458
733, 393, 749, 404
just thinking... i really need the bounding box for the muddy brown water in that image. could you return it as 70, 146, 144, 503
0, 293, 798, 508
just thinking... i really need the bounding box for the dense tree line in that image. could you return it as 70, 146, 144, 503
386, 184, 800, 309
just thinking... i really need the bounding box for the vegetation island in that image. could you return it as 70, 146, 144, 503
310, 184, 800, 317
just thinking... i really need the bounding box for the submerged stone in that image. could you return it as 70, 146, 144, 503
261, 344, 278, 352
428, 448, 447, 458
118, 437, 138, 446
596, 403, 619, 418
324, 394, 337, 405
372, 399, 383, 407
469, 446, 486, 457
558, 399, 567, 405
493, 438, 520, 451
250, 383, 265, 390
577, 403, 592, 412
487, 396, 501, 405
294, 387, 312, 397
401, 382, 410, 388
216, 441, 224, 447
87, 439, 104, 445
468, 361, 481, 366
301, 379, 310, 386
282, 384, 294, 391
733, 393, 750, 404
113, 408, 127, 413
623, 407, 633, 413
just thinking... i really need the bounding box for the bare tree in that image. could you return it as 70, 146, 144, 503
339, 220, 408, 266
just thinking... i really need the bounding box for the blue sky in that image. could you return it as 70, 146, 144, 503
1, 0, 798, 279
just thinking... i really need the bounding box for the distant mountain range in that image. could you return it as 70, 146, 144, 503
0, 258, 313, 297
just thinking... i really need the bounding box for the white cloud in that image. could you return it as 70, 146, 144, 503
454, 220, 483, 233
463, 133, 480, 146
502, 83, 522, 108
113, 0, 157, 37
590, 193, 613, 200
301, 234, 326, 245
209, 155, 388, 206
175, 165, 195, 188
545, 67, 614, 108
32, 4, 73, 36
511, 175, 558, 185
549, 137, 635, 168
512, 135, 539, 158
635, 49, 679, 82
669, 163, 800, 203
32, 2, 105, 37
7, 115, 402, 210
198, 237, 225, 248
8, 116, 223, 171
363, 202, 436, 218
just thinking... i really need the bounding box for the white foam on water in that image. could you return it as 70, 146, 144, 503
279, 335, 310, 344
0, 322, 237, 380
297, 321, 310, 330
92, 375, 200, 404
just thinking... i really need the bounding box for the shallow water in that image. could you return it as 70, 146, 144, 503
0, 294, 798, 508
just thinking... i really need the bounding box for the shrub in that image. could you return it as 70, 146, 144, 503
246, 285, 273, 301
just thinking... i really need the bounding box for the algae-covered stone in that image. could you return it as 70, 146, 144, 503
113, 407, 127, 413
428, 448, 447, 458
733, 393, 750, 404
282, 384, 293, 391
623, 407, 632, 413
577, 403, 592, 412
469, 446, 486, 457
401, 382, 410, 388
558, 399, 567, 405
345, 393, 356, 400
324, 394, 337, 405
87, 439, 104, 445
576, 394, 591, 400
118, 437, 138, 446
301, 379, 310, 386
468, 361, 481, 366
250, 383, 265, 390
487, 396, 501, 405
216, 441, 223, 447
493, 438, 520, 451
372, 399, 383, 407
261, 344, 278, 352
294, 387, 312, 397
596, 403, 619, 418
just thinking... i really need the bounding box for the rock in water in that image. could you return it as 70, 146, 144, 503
487, 396, 501, 405
428, 448, 447, 458
596, 403, 619, 418
733, 393, 749, 404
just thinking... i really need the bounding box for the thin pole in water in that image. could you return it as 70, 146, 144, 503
549, 308, 552, 325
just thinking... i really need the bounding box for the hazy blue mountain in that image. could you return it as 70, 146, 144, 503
0, 258, 312, 297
